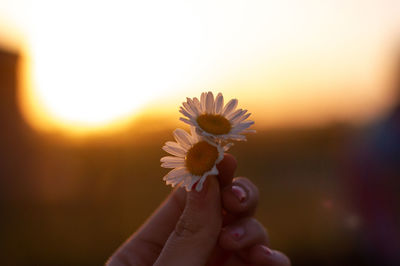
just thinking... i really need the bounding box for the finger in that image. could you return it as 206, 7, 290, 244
219, 217, 269, 251
217, 153, 237, 187
222, 177, 259, 217
247, 245, 291, 266
107, 187, 186, 265
154, 176, 222, 266
215, 247, 291, 266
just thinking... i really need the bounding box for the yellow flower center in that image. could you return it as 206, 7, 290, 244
196, 114, 231, 135
185, 141, 219, 176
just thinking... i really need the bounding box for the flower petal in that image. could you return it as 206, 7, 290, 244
205, 91, 214, 113
173, 129, 192, 150
227, 108, 244, 120
162, 142, 186, 157
166, 173, 187, 187
179, 117, 195, 126
163, 167, 188, 181
160, 156, 185, 168
167, 173, 190, 185
215, 93, 224, 114
182, 175, 199, 191
180, 106, 193, 119
200, 92, 207, 112
192, 97, 202, 114
184, 99, 199, 117
232, 112, 251, 125
222, 98, 238, 116
186, 175, 200, 191
231, 120, 254, 133
165, 141, 186, 150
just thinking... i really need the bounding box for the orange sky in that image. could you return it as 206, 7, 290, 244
1, 0, 400, 134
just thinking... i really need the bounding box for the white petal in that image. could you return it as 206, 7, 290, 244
227, 108, 244, 120
183, 175, 199, 191
182, 102, 194, 116
222, 99, 238, 116
163, 167, 187, 181
161, 161, 185, 168
173, 129, 192, 150
237, 120, 254, 129
215, 93, 224, 114
232, 112, 251, 125
179, 117, 195, 126
192, 97, 202, 114
167, 172, 189, 184
184, 100, 199, 117
166, 174, 186, 186
231, 120, 254, 133
165, 141, 187, 151
181, 175, 191, 189
185, 175, 200, 191
180, 106, 193, 119
160, 156, 185, 168
162, 143, 186, 157
200, 92, 207, 112
205, 91, 214, 113
160, 156, 184, 163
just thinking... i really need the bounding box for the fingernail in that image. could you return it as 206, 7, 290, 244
261, 245, 274, 256
229, 226, 245, 240
231, 185, 246, 202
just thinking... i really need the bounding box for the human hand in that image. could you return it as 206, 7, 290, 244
107, 154, 291, 266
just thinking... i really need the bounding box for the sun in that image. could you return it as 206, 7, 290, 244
18, 0, 205, 134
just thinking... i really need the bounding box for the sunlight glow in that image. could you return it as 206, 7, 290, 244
21, 0, 206, 132
1, 0, 400, 134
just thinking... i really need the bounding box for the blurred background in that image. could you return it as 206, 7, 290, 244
1, 0, 400, 265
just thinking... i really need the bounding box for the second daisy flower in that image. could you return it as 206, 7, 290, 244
179, 91, 255, 141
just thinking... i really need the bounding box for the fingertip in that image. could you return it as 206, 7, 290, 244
217, 153, 237, 187
248, 245, 291, 266
222, 178, 259, 216
219, 217, 269, 252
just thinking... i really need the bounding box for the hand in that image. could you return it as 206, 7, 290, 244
107, 154, 291, 266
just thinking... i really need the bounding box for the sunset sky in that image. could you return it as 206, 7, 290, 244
1, 0, 400, 134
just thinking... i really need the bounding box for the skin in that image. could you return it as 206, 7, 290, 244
107, 154, 291, 266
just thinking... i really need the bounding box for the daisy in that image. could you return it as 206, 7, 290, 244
179, 91, 255, 141
161, 127, 226, 192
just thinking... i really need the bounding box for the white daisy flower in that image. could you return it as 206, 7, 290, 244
179, 91, 255, 141
161, 127, 226, 192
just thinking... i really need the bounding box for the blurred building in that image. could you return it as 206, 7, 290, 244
0, 49, 35, 201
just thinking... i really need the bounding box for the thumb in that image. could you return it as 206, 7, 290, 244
154, 175, 222, 266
